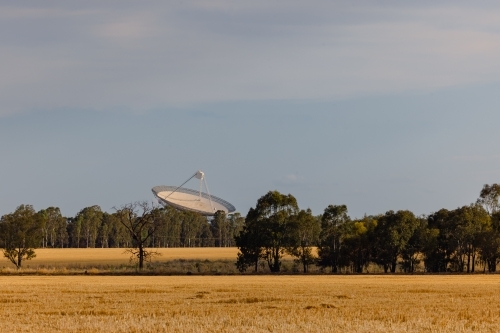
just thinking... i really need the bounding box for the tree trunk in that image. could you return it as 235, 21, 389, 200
391, 257, 397, 273
466, 249, 471, 273
272, 247, 280, 272
356, 249, 362, 273
17, 248, 22, 269
487, 258, 494, 272
139, 246, 144, 270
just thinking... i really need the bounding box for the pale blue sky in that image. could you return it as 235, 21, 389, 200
1, 1, 500, 218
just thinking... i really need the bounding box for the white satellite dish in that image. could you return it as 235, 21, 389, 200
152, 170, 236, 216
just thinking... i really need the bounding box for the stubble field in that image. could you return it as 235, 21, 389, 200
3, 248, 298, 274
1, 275, 499, 332
25, 248, 240, 267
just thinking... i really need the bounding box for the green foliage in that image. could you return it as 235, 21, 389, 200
235, 224, 262, 272
400, 217, 427, 272
317, 205, 351, 273
180, 211, 212, 247
0, 204, 43, 269
341, 216, 377, 273
477, 213, 500, 272
373, 210, 419, 273
451, 204, 490, 273
236, 191, 299, 273
424, 205, 491, 273
228, 213, 245, 246
74, 205, 103, 248
38, 207, 67, 248
477, 183, 500, 215
424, 209, 453, 272
211, 210, 228, 247
288, 209, 321, 273
150, 206, 181, 247
4, 182, 500, 274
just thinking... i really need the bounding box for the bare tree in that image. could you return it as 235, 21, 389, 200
115, 202, 161, 270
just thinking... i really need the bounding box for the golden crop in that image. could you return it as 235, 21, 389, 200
1, 275, 499, 332
25, 248, 240, 267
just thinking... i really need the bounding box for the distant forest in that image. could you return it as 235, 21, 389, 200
1, 184, 500, 273
1, 205, 245, 249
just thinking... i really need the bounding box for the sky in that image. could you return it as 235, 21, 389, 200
1, 1, 500, 218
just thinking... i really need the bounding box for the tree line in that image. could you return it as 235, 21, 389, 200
1, 183, 499, 273
0, 203, 244, 268
235, 184, 500, 273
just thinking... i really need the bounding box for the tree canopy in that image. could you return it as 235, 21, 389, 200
2, 183, 500, 273
0, 205, 43, 269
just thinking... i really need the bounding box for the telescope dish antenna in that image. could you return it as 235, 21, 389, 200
151, 170, 235, 216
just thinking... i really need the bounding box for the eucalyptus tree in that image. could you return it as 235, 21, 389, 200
228, 213, 245, 247
235, 222, 262, 272
477, 184, 500, 215
288, 209, 320, 273
163, 207, 182, 247
99, 213, 116, 248
424, 209, 454, 272
150, 207, 171, 247
108, 212, 130, 248
56, 216, 69, 248
236, 191, 299, 272
38, 209, 49, 248
200, 220, 214, 247
342, 216, 377, 273
180, 211, 209, 247
0, 205, 43, 269
478, 211, 500, 272
40, 207, 67, 248
451, 204, 490, 273
400, 216, 428, 273
70, 216, 82, 248
211, 210, 228, 247
476, 184, 500, 272
373, 210, 419, 273
317, 204, 351, 273
75, 205, 103, 248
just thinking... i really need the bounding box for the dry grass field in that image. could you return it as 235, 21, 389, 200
3, 248, 302, 274
0, 275, 499, 332
22, 248, 240, 267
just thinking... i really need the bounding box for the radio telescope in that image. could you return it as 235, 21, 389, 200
152, 170, 236, 216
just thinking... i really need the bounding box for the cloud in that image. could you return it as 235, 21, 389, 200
3, 1, 500, 116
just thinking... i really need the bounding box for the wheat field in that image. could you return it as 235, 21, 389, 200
22, 248, 240, 267
1, 275, 499, 332
7, 248, 299, 274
